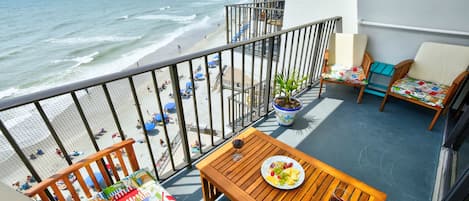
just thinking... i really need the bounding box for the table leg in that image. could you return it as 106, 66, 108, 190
200, 173, 222, 201
200, 174, 211, 201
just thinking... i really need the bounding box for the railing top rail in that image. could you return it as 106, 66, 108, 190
224, 0, 285, 7
0, 16, 341, 111
226, 5, 284, 12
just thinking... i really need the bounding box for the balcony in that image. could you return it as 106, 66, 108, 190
0, 15, 467, 201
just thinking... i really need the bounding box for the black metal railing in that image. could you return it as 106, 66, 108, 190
0, 16, 341, 199
225, 0, 285, 44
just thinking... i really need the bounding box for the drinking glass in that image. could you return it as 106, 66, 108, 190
329, 187, 347, 201
232, 138, 244, 161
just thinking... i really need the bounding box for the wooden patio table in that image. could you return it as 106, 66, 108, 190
196, 127, 387, 201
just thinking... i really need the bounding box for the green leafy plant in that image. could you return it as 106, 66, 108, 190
274, 71, 307, 107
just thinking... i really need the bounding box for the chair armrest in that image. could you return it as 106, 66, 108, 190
386, 59, 414, 90
322, 50, 329, 73
442, 70, 469, 106
362, 51, 374, 77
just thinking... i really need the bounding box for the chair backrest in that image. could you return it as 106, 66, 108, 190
408, 42, 469, 86
24, 139, 139, 201
328, 33, 368, 67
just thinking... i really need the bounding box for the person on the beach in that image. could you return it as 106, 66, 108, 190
36, 149, 44, 155
98, 128, 106, 134
177, 44, 182, 53
160, 139, 166, 147
147, 85, 151, 93
12, 181, 20, 191
55, 148, 63, 158
26, 175, 36, 183
29, 153, 36, 160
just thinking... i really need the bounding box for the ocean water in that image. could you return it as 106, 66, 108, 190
0, 0, 244, 160
0, 0, 241, 99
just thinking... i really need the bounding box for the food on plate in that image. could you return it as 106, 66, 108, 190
265, 161, 300, 186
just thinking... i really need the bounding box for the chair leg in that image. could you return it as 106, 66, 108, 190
318, 79, 324, 98
428, 109, 442, 131
357, 85, 365, 104
379, 93, 389, 112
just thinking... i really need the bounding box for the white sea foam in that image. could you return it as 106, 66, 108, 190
0, 87, 19, 99
52, 51, 99, 69
45, 35, 142, 44
135, 14, 196, 22
159, 6, 170, 10
117, 15, 129, 20
81, 16, 212, 79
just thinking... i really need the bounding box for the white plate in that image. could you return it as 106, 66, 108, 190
260, 155, 305, 190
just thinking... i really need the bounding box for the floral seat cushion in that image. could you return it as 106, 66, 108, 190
391, 76, 449, 108
321, 64, 367, 85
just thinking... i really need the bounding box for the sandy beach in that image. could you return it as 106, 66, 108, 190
1, 17, 275, 199
0, 23, 229, 188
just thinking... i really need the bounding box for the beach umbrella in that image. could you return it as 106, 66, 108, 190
154, 113, 168, 122
85, 172, 105, 189
145, 122, 156, 131
213, 55, 220, 60
165, 102, 176, 112
195, 73, 204, 80
186, 81, 192, 89
208, 60, 217, 68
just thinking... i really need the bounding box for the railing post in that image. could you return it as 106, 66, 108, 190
169, 64, 192, 167
71, 91, 100, 152
225, 6, 230, 44
308, 23, 324, 87
128, 77, 159, 180
34, 101, 73, 165
0, 119, 43, 184
263, 36, 275, 116
102, 84, 125, 141
335, 17, 343, 33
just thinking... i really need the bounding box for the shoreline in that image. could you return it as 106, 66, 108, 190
0, 21, 227, 188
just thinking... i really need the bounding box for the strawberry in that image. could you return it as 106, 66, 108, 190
270, 171, 274, 176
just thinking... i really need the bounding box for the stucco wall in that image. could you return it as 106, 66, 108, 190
283, 0, 357, 33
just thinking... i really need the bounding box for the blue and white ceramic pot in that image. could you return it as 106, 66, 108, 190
272, 97, 302, 126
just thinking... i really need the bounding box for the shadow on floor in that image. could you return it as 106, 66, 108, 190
163, 84, 443, 201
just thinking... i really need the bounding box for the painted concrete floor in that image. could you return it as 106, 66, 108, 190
163, 84, 444, 201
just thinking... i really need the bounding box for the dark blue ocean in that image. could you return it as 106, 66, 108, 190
0, 0, 240, 99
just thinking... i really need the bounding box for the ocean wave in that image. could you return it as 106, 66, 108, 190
0, 87, 19, 99
135, 14, 196, 22
52, 51, 99, 69
45, 35, 142, 44
117, 15, 129, 20
159, 6, 170, 10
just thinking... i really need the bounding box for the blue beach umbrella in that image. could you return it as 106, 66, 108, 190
213, 55, 220, 60
208, 60, 217, 68
144, 122, 156, 131
195, 73, 204, 80
85, 172, 105, 189
165, 102, 176, 112
154, 113, 168, 122
186, 81, 192, 89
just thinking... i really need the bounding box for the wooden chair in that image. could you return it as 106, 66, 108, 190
24, 139, 140, 201
380, 42, 469, 130
319, 33, 373, 103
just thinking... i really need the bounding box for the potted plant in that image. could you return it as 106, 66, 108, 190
273, 72, 307, 126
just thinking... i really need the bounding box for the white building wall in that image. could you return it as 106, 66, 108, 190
282, 0, 358, 33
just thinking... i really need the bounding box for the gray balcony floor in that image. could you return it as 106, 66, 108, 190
163, 84, 444, 201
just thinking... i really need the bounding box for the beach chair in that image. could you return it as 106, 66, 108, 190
380, 42, 469, 130
318, 33, 373, 103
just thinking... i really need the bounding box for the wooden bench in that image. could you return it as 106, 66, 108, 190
25, 139, 140, 201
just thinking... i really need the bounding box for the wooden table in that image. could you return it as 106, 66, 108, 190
196, 128, 387, 201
